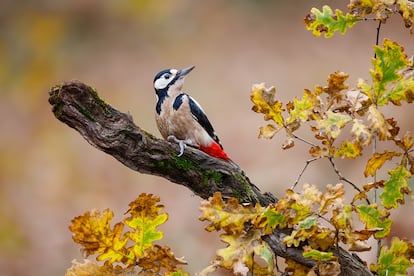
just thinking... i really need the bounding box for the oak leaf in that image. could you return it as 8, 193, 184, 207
334, 140, 362, 159
251, 83, 284, 126
351, 118, 372, 146
215, 231, 275, 275
370, 237, 413, 276
315, 111, 352, 139
303, 247, 336, 262
66, 259, 123, 276
199, 193, 275, 275
69, 209, 130, 264
124, 194, 168, 258
137, 245, 187, 273
304, 5, 360, 38
285, 259, 311, 275
199, 192, 265, 235
367, 105, 392, 140
364, 150, 402, 177
286, 89, 321, 125
348, 0, 394, 22
380, 164, 412, 209
397, 0, 414, 33
356, 204, 392, 239
370, 39, 410, 106
258, 124, 281, 139
395, 131, 413, 151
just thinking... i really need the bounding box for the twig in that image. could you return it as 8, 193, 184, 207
328, 157, 371, 205
292, 134, 318, 148
374, 19, 382, 260
291, 157, 320, 190
328, 157, 360, 191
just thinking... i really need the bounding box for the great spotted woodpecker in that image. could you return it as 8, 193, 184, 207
153, 65, 230, 161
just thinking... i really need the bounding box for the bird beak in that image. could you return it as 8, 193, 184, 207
178, 65, 195, 77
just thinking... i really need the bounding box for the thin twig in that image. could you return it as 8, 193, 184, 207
374, 19, 382, 261
328, 157, 359, 191
292, 134, 318, 148
291, 157, 320, 190
374, 21, 382, 59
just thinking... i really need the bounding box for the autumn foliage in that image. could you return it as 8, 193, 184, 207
67, 1, 414, 275
67, 194, 187, 276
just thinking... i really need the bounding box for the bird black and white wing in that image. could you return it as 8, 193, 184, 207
187, 95, 223, 148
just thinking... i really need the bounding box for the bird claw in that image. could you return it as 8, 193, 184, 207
167, 135, 194, 157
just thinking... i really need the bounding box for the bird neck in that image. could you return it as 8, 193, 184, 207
155, 86, 182, 115
154, 88, 166, 115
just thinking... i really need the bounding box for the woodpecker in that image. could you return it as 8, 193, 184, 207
153, 65, 230, 161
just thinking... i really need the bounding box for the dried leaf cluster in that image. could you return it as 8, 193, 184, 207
246, 0, 414, 274
66, 194, 188, 276
251, 38, 414, 212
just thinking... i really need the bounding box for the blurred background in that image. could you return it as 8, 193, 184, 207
1, 0, 413, 275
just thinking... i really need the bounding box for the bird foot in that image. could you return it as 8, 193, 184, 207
167, 135, 196, 157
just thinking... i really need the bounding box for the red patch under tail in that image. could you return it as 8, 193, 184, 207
199, 142, 230, 161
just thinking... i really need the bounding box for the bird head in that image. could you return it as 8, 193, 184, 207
153, 65, 195, 94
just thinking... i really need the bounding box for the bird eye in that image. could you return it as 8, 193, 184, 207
164, 74, 171, 80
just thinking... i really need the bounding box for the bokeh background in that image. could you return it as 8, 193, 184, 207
1, 0, 413, 275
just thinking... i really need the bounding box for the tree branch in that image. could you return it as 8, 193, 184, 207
48, 81, 372, 275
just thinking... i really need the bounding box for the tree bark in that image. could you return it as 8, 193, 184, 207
48, 81, 373, 275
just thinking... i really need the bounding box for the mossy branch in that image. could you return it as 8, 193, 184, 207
48, 81, 372, 275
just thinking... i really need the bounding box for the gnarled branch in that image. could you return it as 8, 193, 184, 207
48, 81, 372, 276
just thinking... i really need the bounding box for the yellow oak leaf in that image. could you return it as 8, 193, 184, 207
66, 259, 121, 276
318, 183, 345, 215
258, 124, 281, 139
287, 89, 321, 125
69, 209, 131, 265
137, 245, 187, 273
274, 189, 312, 226
348, 240, 372, 252
216, 231, 275, 275
316, 110, 352, 139
331, 204, 353, 231
125, 193, 165, 220
326, 71, 349, 95
124, 194, 168, 258
351, 118, 372, 146
364, 150, 401, 177
367, 105, 392, 140
334, 140, 362, 159
96, 223, 130, 264
251, 83, 284, 126
395, 131, 413, 151
396, 0, 414, 33
199, 192, 265, 235
285, 259, 311, 275
284, 217, 318, 247
69, 209, 122, 255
